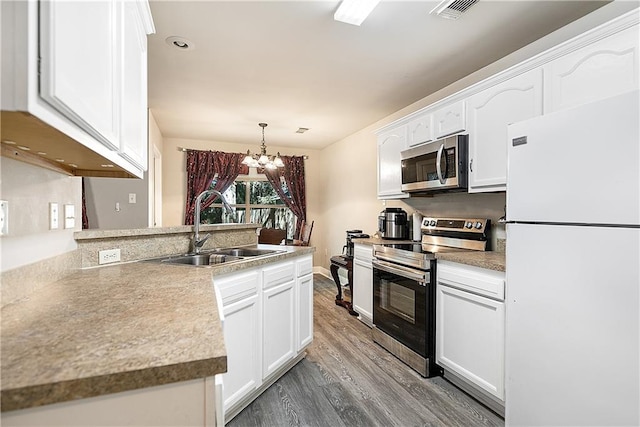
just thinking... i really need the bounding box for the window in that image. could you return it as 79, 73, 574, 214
200, 177, 296, 239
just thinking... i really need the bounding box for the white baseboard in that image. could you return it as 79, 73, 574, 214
313, 266, 330, 278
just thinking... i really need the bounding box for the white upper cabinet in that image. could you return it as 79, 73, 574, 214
433, 100, 466, 139
119, 1, 150, 169
377, 126, 409, 199
544, 25, 639, 113
467, 69, 543, 193
39, 0, 119, 150
1, 0, 154, 178
407, 112, 434, 147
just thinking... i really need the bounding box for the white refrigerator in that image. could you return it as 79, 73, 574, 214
505, 90, 640, 426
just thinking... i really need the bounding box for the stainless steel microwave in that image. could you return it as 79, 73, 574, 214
400, 134, 468, 193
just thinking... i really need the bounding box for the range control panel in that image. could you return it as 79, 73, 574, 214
421, 217, 489, 233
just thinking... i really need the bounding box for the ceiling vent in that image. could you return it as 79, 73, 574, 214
430, 0, 479, 20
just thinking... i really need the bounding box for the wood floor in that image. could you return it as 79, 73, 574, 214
228, 274, 505, 427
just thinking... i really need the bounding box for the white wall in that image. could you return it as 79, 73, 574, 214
84, 173, 149, 230
0, 158, 81, 272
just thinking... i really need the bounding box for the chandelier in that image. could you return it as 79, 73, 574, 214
241, 123, 284, 170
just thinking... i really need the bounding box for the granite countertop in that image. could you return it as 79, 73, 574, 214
1, 245, 314, 412
435, 251, 506, 272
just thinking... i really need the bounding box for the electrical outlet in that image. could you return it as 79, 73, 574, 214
99, 249, 121, 265
64, 204, 75, 229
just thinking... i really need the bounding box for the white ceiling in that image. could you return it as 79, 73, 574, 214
147, 0, 609, 150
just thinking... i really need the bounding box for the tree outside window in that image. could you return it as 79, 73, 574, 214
200, 178, 296, 239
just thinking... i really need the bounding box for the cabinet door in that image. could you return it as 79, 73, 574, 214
436, 284, 505, 401
296, 273, 314, 351
119, 1, 148, 170
263, 280, 296, 379
352, 259, 373, 327
467, 69, 543, 193
221, 294, 261, 412
433, 100, 466, 138
377, 127, 409, 199
39, 0, 119, 150
407, 112, 434, 147
544, 25, 639, 113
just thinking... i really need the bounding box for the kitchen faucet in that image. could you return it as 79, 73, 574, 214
192, 190, 236, 254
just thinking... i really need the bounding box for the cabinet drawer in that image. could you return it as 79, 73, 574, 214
437, 261, 505, 301
353, 244, 373, 263
214, 270, 260, 306
263, 261, 295, 289
296, 255, 313, 278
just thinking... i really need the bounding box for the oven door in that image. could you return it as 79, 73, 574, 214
372, 259, 430, 357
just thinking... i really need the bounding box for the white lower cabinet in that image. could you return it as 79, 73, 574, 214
436, 261, 505, 412
262, 271, 296, 379
297, 273, 314, 350
352, 243, 374, 327
217, 271, 261, 412
214, 254, 314, 422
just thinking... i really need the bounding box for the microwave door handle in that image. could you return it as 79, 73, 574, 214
436, 143, 446, 184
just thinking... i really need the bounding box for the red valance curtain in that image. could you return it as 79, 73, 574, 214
184, 150, 248, 225
263, 156, 307, 239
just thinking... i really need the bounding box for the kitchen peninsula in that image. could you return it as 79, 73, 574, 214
1, 224, 314, 426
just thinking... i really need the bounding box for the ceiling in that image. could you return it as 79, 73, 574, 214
147, 0, 609, 150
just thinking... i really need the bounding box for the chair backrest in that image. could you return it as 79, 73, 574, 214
294, 220, 314, 246
258, 228, 287, 245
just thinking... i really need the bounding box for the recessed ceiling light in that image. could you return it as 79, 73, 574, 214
334, 0, 381, 26
55, 159, 65, 163
296, 128, 310, 134
101, 164, 115, 168
165, 36, 195, 50
37, 152, 47, 156
69, 164, 78, 168
17, 146, 31, 151
2, 140, 16, 145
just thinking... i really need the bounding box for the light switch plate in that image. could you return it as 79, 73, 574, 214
49, 203, 59, 230
128, 193, 136, 204
0, 200, 8, 235
64, 204, 75, 229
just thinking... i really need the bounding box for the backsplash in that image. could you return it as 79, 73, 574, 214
75, 224, 259, 268
398, 192, 506, 251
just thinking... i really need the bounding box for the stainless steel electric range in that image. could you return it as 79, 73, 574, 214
372, 217, 490, 377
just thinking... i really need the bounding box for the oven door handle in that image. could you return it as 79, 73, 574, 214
372, 259, 428, 285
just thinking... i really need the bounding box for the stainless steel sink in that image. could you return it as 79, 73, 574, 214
141, 246, 284, 267
211, 247, 280, 257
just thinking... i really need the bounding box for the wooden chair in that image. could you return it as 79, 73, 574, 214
293, 220, 314, 246
258, 228, 287, 245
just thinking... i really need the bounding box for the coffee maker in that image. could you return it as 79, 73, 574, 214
343, 229, 369, 258
378, 208, 409, 239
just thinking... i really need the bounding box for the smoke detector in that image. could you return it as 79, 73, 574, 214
430, 0, 479, 20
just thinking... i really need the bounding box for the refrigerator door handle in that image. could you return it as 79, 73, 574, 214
436, 143, 446, 184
